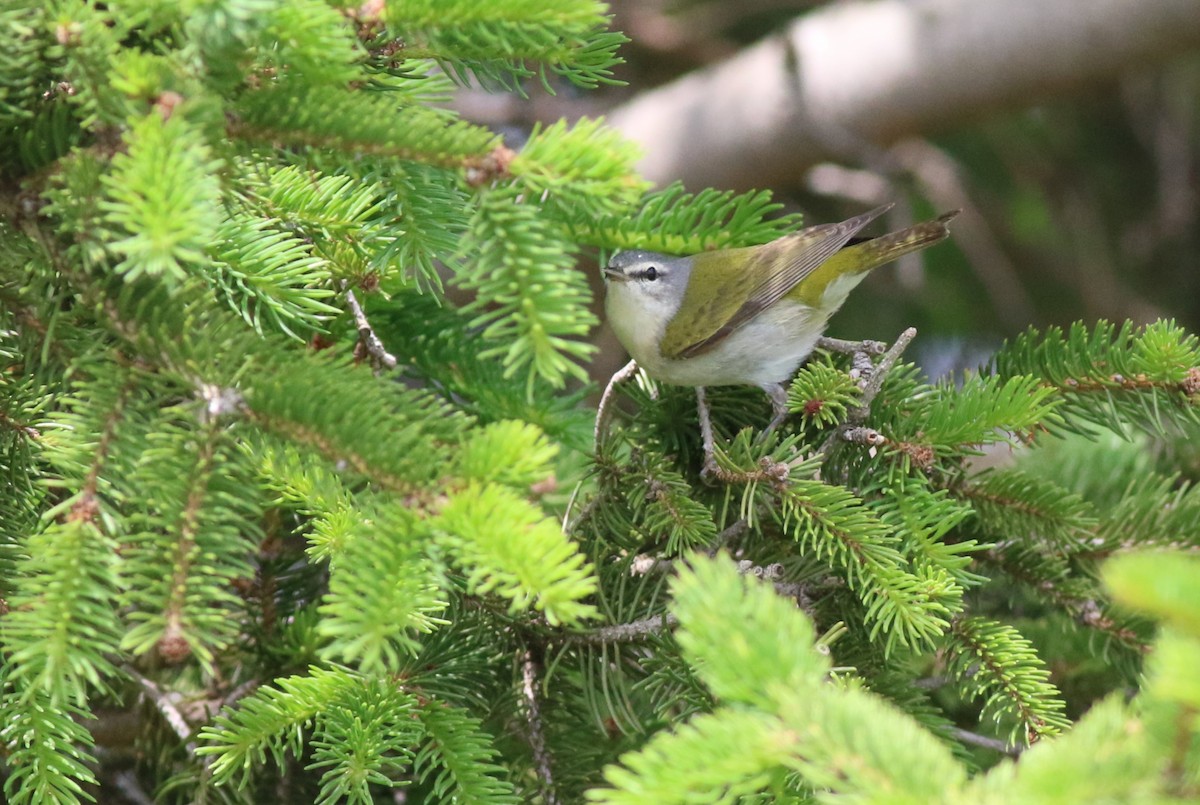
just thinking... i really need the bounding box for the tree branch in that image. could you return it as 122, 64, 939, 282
609, 0, 1200, 190
343, 283, 397, 369
125, 666, 196, 756
949, 726, 1023, 757
520, 649, 559, 805
820, 327, 916, 455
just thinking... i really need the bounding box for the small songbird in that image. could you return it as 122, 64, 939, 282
603, 204, 959, 433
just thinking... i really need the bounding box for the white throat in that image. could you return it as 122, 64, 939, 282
604, 281, 680, 376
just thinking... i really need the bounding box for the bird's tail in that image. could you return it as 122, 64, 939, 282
842, 209, 961, 269
792, 210, 960, 308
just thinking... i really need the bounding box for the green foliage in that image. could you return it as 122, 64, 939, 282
412, 702, 520, 804
592, 707, 798, 804
593, 556, 968, 804
99, 114, 223, 285
120, 412, 261, 670
3, 2, 1200, 802
456, 419, 560, 488
436, 482, 599, 625
316, 506, 448, 672
583, 182, 807, 256
944, 617, 1071, 744
992, 320, 1200, 437
786, 359, 861, 426
958, 468, 1096, 550
198, 667, 422, 798
0, 679, 98, 805
670, 553, 826, 706
456, 188, 596, 388
965, 695, 1160, 804
623, 456, 719, 555
384, 0, 627, 92
890, 373, 1060, 452
3, 518, 122, 706
780, 474, 955, 653
209, 212, 340, 337
1104, 552, 1200, 635
511, 117, 650, 219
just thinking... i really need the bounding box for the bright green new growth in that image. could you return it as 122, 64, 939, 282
2, 1, 1200, 803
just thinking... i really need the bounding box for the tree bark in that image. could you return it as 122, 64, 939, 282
608, 0, 1200, 190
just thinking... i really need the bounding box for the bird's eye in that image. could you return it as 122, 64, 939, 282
644, 266, 658, 281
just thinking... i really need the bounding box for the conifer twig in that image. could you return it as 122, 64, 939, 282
520, 649, 559, 805
569, 572, 818, 646
110, 770, 155, 805
820, 327, 917, 455
125, 666, 195, 755
817, 335, 886, 356
854, 326, 917, 412
342, 282, 397, 369
630, 518, 749, 574
696, 385, 721, 479
949, 727, 1023, 757
568, 613, 678, 645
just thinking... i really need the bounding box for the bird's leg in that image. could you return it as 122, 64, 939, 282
696, 386, 721, 478
595, 359, 639, 450
761, 383, 789, 437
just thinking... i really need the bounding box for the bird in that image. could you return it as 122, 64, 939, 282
601, 203, 959, 444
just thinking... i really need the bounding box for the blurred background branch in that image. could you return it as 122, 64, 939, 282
608, 0, 1200, 189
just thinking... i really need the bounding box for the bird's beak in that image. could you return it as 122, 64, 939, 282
602, 267, 627, 282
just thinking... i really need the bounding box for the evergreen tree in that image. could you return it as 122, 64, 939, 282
1, 2, 1198, 803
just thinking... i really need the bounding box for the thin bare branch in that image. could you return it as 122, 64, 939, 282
820, 327, 917, 456
125, 666, 195, 756
949, 726, 1023, 757
343, 283, 397, 369
568, 613, 679, 645
520, 649, 559, 805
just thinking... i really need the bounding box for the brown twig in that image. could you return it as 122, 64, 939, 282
819, 327, 917, 456
520, 649, 558, 805
567, 613, 679, 645
125, 666, 196, 756
342, 282, 397, 369
569, 567, 819, 647
817, 336, 886, 356
949, 726, 1023, 757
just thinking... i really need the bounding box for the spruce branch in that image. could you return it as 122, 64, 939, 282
993, 320, 1200, 436
697, 388, 793, 485
629, 519, 750, 573
411, 701, 519, 803
945, 617, 1070, 745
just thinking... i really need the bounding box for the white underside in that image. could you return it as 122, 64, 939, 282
606, 271, 865, 390
646, 300, 828, 387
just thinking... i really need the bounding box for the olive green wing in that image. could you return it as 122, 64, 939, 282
661, 204, 893, 361
658, 246, 759, 361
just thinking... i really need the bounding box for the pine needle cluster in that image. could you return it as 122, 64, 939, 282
1, 2, 1199, 803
